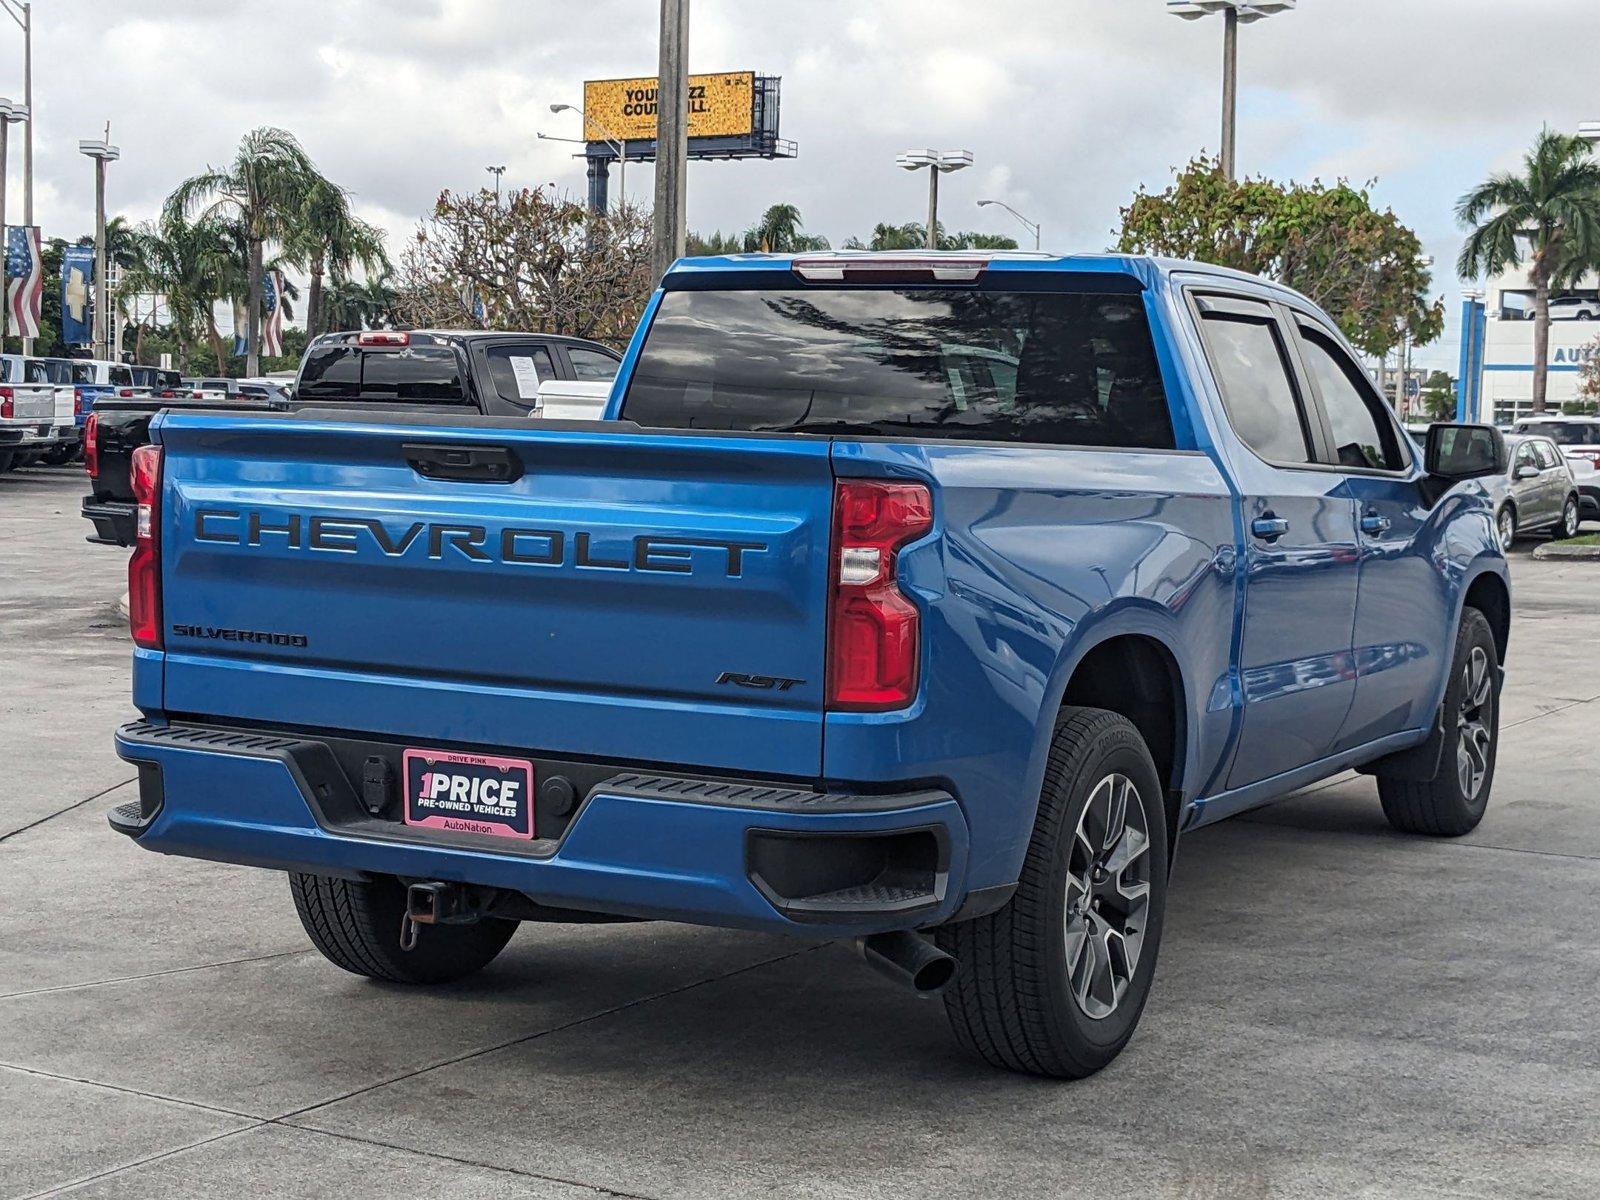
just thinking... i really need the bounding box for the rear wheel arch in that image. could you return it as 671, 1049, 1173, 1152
1056, 633, 1188, 856
1462, 569, 1510, 663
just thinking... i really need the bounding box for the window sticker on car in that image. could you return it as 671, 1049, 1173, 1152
509, 355, 544, 399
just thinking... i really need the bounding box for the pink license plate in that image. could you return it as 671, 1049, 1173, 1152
402, 748, 535, 840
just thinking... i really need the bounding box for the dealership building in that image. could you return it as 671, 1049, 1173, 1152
1466, 269, 1600, 424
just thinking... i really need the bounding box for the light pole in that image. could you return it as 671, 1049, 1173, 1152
1166, 1, 1296, 180
653, 0, 690, 280
0, 98, 26, 346
79, 137, 120, 362
977, 198, 1040, 250
486, 165, 505, 204
0, 2, 32, 352
549, 103, 629, 211
897, 149, 973, 250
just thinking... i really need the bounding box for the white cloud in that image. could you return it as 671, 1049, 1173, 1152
11, 0, 1597, 363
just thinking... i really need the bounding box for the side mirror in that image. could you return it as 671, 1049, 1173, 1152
1513, 464, 1540, 481
1426, 423, 1507, 481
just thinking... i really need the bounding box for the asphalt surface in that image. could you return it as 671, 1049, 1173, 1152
4, 462, 1599, 1199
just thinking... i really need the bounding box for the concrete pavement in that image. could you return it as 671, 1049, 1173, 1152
4, 462, 1599, 1199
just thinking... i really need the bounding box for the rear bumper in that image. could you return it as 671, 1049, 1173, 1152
1578, 484, 1600, 517
112, 721, 973, 937
82, 496, 135, 546
0, 422, 57, 448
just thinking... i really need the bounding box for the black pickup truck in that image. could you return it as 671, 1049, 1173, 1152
81, 330, 620, 546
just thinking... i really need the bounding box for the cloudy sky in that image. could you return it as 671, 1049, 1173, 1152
15, 0, 1600, 366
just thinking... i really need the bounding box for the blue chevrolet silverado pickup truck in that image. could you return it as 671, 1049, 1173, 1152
110, 252, 1511, 1078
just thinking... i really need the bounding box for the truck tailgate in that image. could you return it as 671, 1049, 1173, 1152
3, 384, 55, 423
156, 413, 836, 777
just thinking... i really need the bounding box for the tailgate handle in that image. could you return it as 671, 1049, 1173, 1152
403, 442, 523, 484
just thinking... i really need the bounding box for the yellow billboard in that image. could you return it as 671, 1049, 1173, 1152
582, 71, 755, 142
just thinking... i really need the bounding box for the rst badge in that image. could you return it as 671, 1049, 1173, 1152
402, 749, 535, 841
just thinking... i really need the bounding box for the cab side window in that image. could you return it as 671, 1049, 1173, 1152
1198, 309, 1315, 465
567, 346, 620, 381
1514, 442, 1538, 474
1295, 326, 1406, 472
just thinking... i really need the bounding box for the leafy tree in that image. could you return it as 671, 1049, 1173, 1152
166, 128, 327, 374
395, 186, 652, 343
686, 229, 743, 256
842, 222, 1017, 251
741, 203, 829, 252
324, 268, 400, 332
1418, 369, 1457, 420
1458, 129, 1600, 413
288, 176, 389, 340
1118, 155, 1444, 360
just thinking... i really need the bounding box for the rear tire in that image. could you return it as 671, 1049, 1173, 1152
0, 451, 13, 473
289, 873, 517, 984
1554, 495, 1581, 539
1496, 505, 1517, 552
42, 443, 76, 467
1377, 608, 1499, 837
937, 707, 1169, 1078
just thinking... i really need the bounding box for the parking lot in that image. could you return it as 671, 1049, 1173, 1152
4, 460, 1599, 1199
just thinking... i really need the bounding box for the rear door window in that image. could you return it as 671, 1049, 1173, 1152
1197, 309, 1314, 465
621, 287, 1176, 448
484, 345, 555, 406
1534, 440, 1563, 470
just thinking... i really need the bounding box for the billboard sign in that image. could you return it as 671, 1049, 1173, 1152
583, 71, 755, 142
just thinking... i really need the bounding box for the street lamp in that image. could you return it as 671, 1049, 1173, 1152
0, 98, 27, 344
549, 102, 628, 212
1165, 1, 1296, 180
0, 2, 35, 353
79, 137, 120, 362
1579, 122, 1600, 148
977, 198, 1040, 251
897, 149, 972, 251
485, 164, 505, 203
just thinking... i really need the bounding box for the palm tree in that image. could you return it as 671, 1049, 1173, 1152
325, 268, 399, 331
289, 176, 389, 339
1458, 129, 1600, 413
741, 203, 830, 252
165, 128, 325, 374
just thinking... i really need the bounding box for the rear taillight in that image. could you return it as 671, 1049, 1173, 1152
84, 413, 100, 478
128, 444, 163, 650
118, 387, 135, 398
826, 480, 933, 711
0, 385, 12, 419
74, 386, 87, 416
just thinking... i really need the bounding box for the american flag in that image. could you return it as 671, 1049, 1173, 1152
262, 269, 285, 358
6, 225, 43, 340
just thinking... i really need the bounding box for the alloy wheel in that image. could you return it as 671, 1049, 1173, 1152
1563, 499, 1580, 537
1456, 645, 1494, 802
1062, 773, 1152, 1020
1498, 509, 1515, 552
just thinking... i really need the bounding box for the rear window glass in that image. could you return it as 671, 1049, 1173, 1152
109, 366, 134, 387
299, 341, 466, 403
72, 364, 96, 384
1512, 421, 1599, 445
620, 288, 1175, 448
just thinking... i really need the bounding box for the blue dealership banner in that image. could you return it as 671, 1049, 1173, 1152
61, 244, 95, 346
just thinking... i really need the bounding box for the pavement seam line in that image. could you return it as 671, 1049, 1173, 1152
0, 1061, 265, 1123
277, 941, 829, 1123
1503, 691, 1600, 730
1233, 815, 1600, 864
274, 1123, 664, 1200
0, 776, 136, 846
20, 1122, 269, 1200
0, 948, 313, 1002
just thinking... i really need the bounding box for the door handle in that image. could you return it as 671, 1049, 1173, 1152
1360, 513, 1391, 535
1251, 515, 1290, 542
403, 442, 523, 484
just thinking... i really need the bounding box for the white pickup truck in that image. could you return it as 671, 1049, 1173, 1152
0, 352, 61, 471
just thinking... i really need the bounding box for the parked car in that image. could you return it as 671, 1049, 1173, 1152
82, 331, 621, 546
0, 352, 64, 471
1490, 434, 1582, 548
109, 253, 1510, 1079
1509, 415, 1600, 520
1548, 295, 1600, 321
